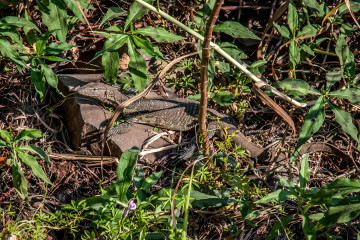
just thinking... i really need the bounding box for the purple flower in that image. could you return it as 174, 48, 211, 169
123, 200, 137, 217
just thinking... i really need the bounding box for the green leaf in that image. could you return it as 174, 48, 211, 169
100, 7, 126, 26
134, 26, 185, 42
31, 60, 46, 100
329, 88, 360, 104
39, 60, 59, 90
190, 190, 235, 208
273, 22, 291, 39
266, 215, 295, 240
17, 150, 52, 185
323, 178, 360, 192
302, 0, 320, 11
0, 37, 28, 71
255, 189, 297, 204
335, 36, 355, 77
296, 24, 320, 38
0, 130, 11, 143
36, 31, 52, 55
42, 0, 67, 42
116, 147, 139, 202
296, 96, 325, 148
300, 44, 315, 56
62, 0, 85, 22
133, 166, 145, 189
17, 144, 50, 163
44, 42, 76, 55
40, 55, 70, 62
127, 38, 147, 92
0, 16, 40, 32
132, 35, 164, 60
302, 214, 316, 239
319, 196, 360, 227
124, 0, 153, 31
12, 159, 28, 200
213, 92, 236, 106
309, 188, 337, 205
289, 40, 300, 67
213, 21, 260, 40
299, 153, 309, 190
328, 101, 359, 142
288, 1, 298, 36
142, 171, 162, 190
93, 34, 128, 60
326, 71, 342, 90
0, 139, 8, 148
273, 78, 320, 96
15, 129, 42, 141
219, 42, 247, 63
102, 51, 119, 84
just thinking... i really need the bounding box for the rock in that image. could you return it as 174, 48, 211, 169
57, 74, 176, 162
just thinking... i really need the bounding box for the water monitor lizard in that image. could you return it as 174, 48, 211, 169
77, 82, 353, 162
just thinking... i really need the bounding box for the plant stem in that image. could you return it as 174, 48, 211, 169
134, 0, 313, 108
199, 0, 224, 163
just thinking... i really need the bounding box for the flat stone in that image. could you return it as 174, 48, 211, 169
57, 74, 175, 162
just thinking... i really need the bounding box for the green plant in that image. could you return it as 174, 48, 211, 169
256, 153, 360, 239
0, 129, 52, 200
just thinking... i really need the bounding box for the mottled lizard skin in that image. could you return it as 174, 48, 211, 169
78, 83, 270, 160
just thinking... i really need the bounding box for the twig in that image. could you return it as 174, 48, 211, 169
199, 0, 224, 163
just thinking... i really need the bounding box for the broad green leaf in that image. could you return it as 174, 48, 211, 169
213, 92, 236, 106
273, 78, 320, 96
124, 0, 153, 31
40, 55, 70, 62
133, 166, 145, 189
36, 31, 51, 55
35, 0, 50, 14
288, 1, 298, 36
302, 214, 316, 239
323, 178, 360, 192
0, 37, 28, 71
102, 51, 119, 84
17, 144, 50, 163
219, 42, 247, 63
100, 7, 126, 26
250, 60, 267, 68
134, 26, 185, 42
17, 150, 52, 185
0, 130, 11, 143
62, 0, 85, 22
127, 39, 147, 92
213, 21, 260, 40
39, 60, 60, 91
78, 0, 95, 10
326, 71, 342, 90
31, 59, 46, 100
302, 0, 321, 11
319, 196, 360, 227
273, 22, 291, 39
255, 189, 297, 204
329, 88, 360, 104
44, 42, 76, 55
42, 0, 67, 42
296, 96, 325, 148
132, 35, 164, 60
0, 16, 40, 32
266, 215, 295, 240
190, 189, 236, 208
0, 139, 8, 148
142, 171, 162, 190
300, 44, 315, 56
328, 101, 359, 142
299, 153, 309, 190
335, 36, 355, 77
279, 176, 297, 192
297, 24, 320, 38
93, 34, 128, 59
12, 159, 28, 200
15, 129, 42, 141
116, 147, 139, 202
289, 40, 300, 66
